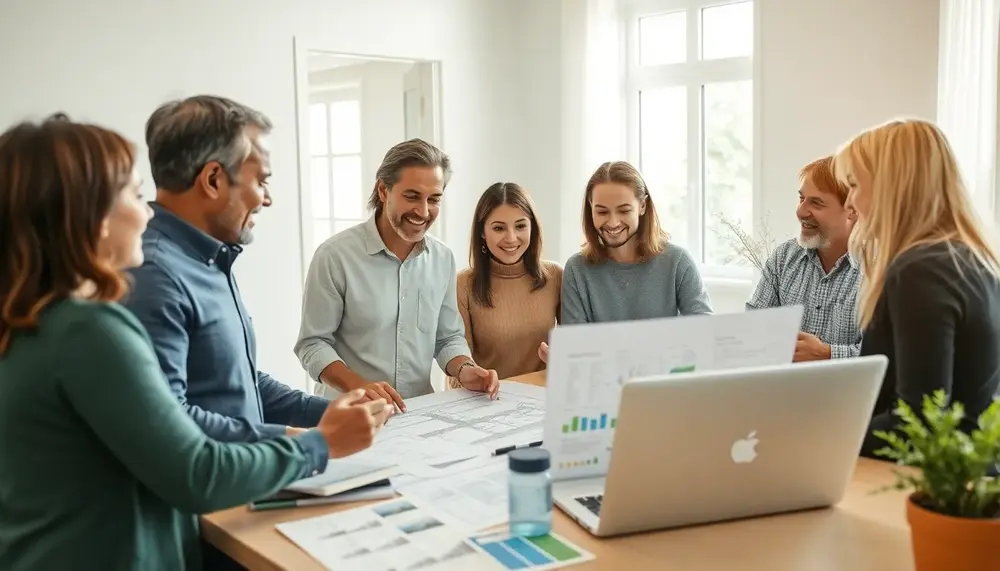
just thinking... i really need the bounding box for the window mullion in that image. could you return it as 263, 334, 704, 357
325, 103, 336, 222
687, 83, 703, 262
627, 1, 755, 274
685, 6, 703, 261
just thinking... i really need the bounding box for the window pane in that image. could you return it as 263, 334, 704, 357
639, 88, 688, 249
333, 219, 363, 235
310, 157, 330, 217
639, 11, 686, 66
312, 218, 331, 253
309, 104, 328, 155
702, 1, 753, 60
329, 100, 361, 154
703, 80, 754, 267
332, 155, 364, 219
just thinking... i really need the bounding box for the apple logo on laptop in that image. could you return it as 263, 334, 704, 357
730, 430, 758, 464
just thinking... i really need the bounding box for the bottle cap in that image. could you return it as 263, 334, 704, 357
508, 448, 550, 473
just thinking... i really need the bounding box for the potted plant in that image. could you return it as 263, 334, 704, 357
872, 390, 1000, 571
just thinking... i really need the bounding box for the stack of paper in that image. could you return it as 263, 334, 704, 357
276, 497, 594, 571
268, 381, 545, 503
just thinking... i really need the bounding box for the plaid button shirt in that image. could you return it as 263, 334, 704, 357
746, 238, 863, 358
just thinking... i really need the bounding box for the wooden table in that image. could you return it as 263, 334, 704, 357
202, 371, 915, 570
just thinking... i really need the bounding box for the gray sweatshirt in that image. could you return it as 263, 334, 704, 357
560, 244, 713, 324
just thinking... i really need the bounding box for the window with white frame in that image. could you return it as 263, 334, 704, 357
624, 0, 754, 276
308, 86, 365, 254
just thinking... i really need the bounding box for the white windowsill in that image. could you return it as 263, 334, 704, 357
701, 275, 755, 293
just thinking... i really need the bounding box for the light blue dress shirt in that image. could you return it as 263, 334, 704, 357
294, 216, 471, 399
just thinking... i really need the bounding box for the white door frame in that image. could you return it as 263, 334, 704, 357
291, 36, 445, 284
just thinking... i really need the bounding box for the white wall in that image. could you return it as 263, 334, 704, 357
757, 0, 941, 241
0, 0, 507, 390
493, 0, 941, 314
490, 0, 565, 264
0, 0, 941, 387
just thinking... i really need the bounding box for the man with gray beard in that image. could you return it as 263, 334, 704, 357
746, 156, 862, 361
124, 96, 336, 443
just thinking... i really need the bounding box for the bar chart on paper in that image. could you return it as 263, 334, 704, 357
542, 305, 804, 480
540, 346, 704, 476
561, 413, 616, 433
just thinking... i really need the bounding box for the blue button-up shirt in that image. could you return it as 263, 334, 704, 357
124, 203, 329, 442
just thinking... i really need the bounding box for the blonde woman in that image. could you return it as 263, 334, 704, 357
832, 118, 1000, 459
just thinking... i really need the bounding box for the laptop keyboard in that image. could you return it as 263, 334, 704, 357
575, 495, 603, 516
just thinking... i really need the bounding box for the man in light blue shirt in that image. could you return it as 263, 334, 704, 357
295, 139, 499, 407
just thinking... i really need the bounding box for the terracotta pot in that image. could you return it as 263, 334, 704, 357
906, 493, 1000, 571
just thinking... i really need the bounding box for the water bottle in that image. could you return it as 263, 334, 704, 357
507, 447, 553, 537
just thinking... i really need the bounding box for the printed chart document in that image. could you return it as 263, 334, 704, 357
276, 497, 594, 571
368, 381, 546, 474
348, 433, 483, 472
467, 529, 595, 570
392, 456, 510, 530
543, 305, 803, 480
277, 498, 482, 571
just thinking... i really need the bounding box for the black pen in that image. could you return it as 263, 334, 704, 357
491, 440, 543, 457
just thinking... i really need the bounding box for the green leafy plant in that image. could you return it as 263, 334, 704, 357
873, 390, 1000, 519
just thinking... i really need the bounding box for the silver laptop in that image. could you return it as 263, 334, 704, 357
552, 355, 888, 537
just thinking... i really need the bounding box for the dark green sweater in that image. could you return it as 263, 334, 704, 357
0, 299, 330, 570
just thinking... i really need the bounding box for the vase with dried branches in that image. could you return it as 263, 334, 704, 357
714, 213, 779, 274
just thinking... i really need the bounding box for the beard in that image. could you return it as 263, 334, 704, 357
237, 227, 254, 245
796, 218, 829, 250
236, 207, 262, 245
796, 232, 828, 250
388, 209, 434, 242
600, 226, 635, 248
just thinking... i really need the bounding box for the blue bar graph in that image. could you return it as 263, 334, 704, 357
562, 414, 617, 433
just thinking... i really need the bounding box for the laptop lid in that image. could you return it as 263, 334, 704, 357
593, 355, 888, 536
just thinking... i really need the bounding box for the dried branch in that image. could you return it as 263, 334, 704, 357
714, 213, 778, 273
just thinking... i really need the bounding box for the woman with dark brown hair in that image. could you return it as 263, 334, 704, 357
0, 115, 388, 570
448, 182, 562, 386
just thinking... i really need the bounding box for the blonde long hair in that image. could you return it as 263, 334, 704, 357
832, 118, 1000, 329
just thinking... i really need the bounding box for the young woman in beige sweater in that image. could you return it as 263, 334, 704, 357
448, 183, 561, 387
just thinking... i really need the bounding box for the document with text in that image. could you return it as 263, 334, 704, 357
543, 305, 804, 480
392, 456, 510, 530
358, 381, 546, 476
277, 496, 594, 571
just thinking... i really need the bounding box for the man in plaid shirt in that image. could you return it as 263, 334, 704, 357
747, 156, 862, 361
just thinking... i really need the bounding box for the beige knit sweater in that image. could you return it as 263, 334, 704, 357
448, 259, 562, 388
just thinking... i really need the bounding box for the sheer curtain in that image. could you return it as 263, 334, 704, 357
936, 0, 1000, 227
559, 0, 626, 259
